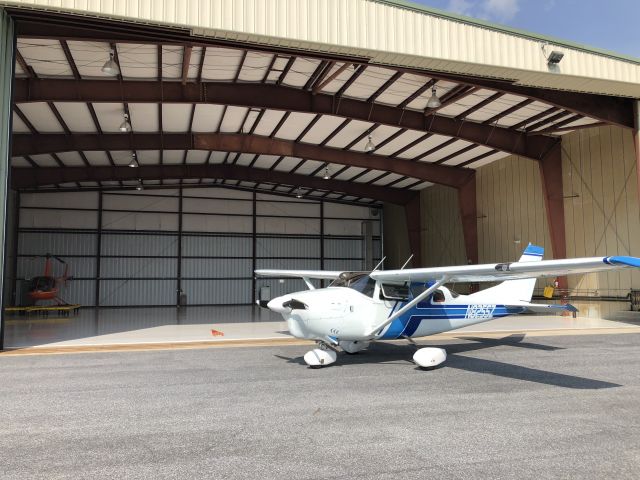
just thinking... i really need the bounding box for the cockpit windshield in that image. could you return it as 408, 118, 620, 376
330, 272, 376, 297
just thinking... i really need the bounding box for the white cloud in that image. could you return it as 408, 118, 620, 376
446, 0, 521, 22
480, 0, 520, 21
446, 0, 474, 16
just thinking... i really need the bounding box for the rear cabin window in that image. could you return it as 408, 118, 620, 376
432, 289, 445, 302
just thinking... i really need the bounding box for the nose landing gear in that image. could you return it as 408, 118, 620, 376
339, 340, 369, 354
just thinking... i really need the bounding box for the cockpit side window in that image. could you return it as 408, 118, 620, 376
410, 283, 427, 298
348, 274, 376, 297
330, 272, 379, 298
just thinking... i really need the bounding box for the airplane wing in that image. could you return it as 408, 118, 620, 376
255, 269, 343, 280
369, 256, 640, 283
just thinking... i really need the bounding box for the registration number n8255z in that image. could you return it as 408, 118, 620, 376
465, 304, 496, 320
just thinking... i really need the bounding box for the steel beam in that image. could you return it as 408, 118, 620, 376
181, 46, 192, 85
13, 79, 558, 160
12, 133, 474, 188
10, 9, 634, 129
428, 73, 634, 129
11, 163, 418, 205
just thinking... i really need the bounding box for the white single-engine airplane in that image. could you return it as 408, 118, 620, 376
256, 244, 640, 368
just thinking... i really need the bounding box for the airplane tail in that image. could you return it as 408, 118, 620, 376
468, 243, 544, 303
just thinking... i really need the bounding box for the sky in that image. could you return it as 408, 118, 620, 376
408, 0, 640, 59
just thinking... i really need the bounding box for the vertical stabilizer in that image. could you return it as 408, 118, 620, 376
470, 243, 544, 303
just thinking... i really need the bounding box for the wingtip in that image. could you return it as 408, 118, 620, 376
605, 256, 640, 268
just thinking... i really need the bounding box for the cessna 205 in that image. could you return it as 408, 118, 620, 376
256, 244, 640, 368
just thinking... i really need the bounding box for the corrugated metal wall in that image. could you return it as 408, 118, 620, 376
14, 187, 381, 307
414, 125, 639, 315
420, 185, 466, 267
560, 126, 640, 298
3, 0, 639, 97
476, 156, 553, 263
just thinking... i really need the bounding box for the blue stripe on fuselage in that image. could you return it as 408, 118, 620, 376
378, 304, 526, 340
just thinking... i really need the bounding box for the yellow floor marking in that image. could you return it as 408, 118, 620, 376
2, 326, 639, 357
5, 318, 72, 326
5, 304, 81, 313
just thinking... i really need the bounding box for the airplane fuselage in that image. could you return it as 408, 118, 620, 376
268, 286, 525, 343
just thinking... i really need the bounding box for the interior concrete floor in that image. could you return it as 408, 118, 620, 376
1, 333, 640, 479
3, 305, 640, 349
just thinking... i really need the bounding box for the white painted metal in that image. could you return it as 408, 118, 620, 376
303, 348, 338, 367
413, 348, 447, 368
4, 0, 638, 97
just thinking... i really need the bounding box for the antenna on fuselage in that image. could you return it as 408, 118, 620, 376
372, 256, 386, 272
400, 254, 414, 270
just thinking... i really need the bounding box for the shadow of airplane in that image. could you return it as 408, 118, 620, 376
274, 334, 620, 390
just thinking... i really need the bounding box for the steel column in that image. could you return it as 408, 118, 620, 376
9, 191, 19, 306
538, 143, 568, 289
634, 101, 640, 208
177, 187, 183, 307
95, 190, 102, 307
457, 176, 478, 265
320, 200, 325, 287
403, 194, 422, 267
0, 9, 15, 350
251, 191, 256, 305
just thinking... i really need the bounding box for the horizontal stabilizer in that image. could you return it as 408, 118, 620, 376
506, 302, 578, 314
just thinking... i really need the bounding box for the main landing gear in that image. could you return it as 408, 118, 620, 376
403, 336, 447, 369
412, 347, 447, 369
302, 339, 446, 369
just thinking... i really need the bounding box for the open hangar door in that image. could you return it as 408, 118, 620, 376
13, 188, 381, 308
2, 5, 638, 348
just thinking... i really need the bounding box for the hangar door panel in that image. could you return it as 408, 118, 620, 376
13, 188, 382, 307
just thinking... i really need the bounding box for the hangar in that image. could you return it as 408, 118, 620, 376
0, 0, 638, 349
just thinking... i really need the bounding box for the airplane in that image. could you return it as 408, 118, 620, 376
255, 244, 640, 369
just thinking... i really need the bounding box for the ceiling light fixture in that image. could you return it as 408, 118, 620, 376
101, 49, 120, 76
426, 87, 441, 109
136, 179, 143, 191
364, 135, 376, 152
295, 188, 303, 199
323, 165, 330, 180
119, 113, 132, 133
128, 153, 138, 168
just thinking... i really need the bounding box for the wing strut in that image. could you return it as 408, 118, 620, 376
366, 276, 448, 337
302, 277, 315, 290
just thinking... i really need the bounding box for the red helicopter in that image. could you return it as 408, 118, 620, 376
26, 254, 72, 305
